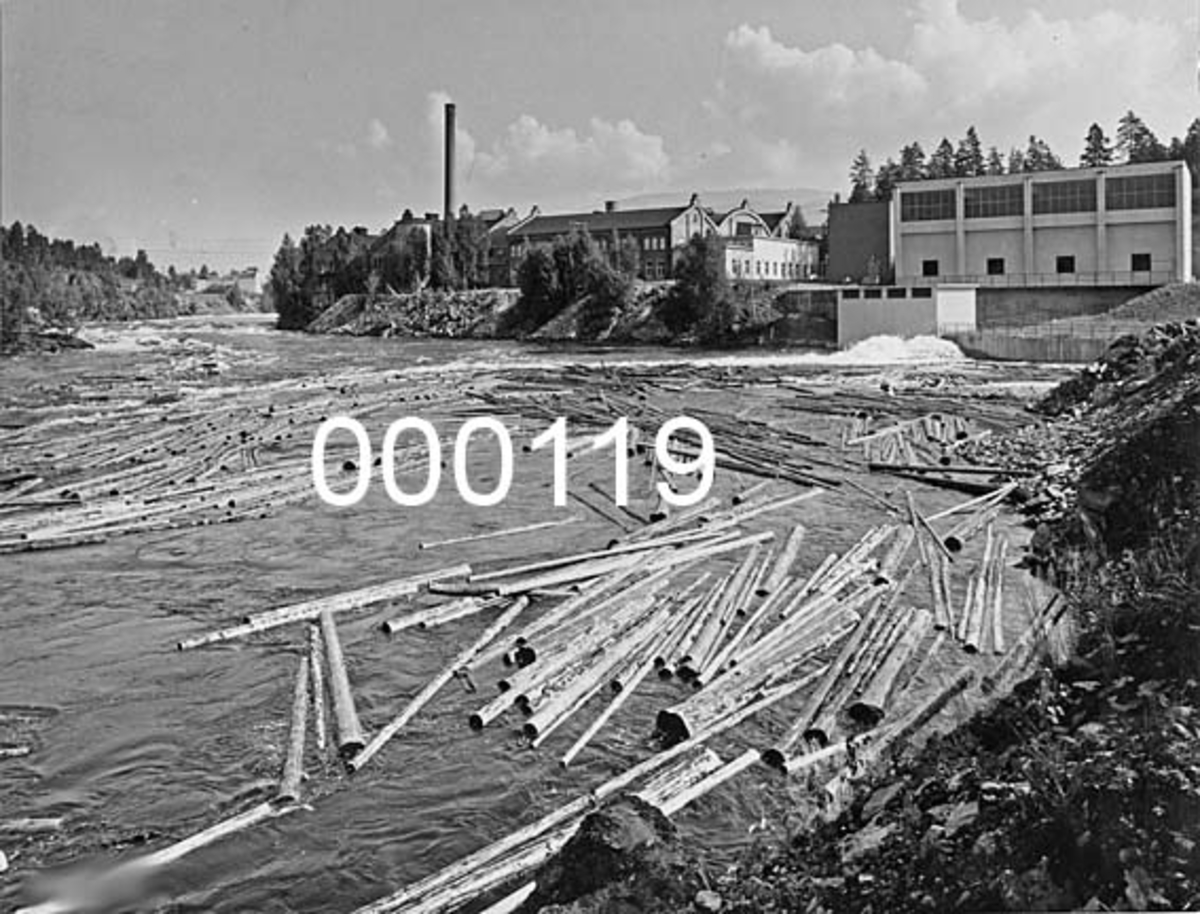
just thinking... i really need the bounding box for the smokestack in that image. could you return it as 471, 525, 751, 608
444, 102, 456, 224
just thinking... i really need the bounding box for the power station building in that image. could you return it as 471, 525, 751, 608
891, 159, 1194, 286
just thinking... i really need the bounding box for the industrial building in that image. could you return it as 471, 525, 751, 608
891, 159, 1193, 286
504, 195, 816, 283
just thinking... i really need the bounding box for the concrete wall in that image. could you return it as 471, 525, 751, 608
838, 297, 937, 346
1108, 220, 1176, 274
827, 201, 891, 282
1032, 225, 1097, 274
937, 286, 977, 329
963, 225, 1025, 275
976, 286, 1148, 327
897, 228, 956, 278
950, 331, 1112, 363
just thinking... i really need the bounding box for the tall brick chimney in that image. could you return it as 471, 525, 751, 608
444, 102, 456, 224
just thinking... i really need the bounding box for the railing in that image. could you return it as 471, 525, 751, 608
911, 270, 1174, 288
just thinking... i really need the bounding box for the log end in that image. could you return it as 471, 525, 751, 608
760, 747, 787, 771
468, 713, 487, 731
846, 701, 885, 727
802, 727, 831, 748
944, 536, 964, 554
654, 709, 691, 747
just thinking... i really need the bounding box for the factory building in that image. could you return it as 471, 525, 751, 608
504, 195, 816, 284
891, 159, 1193, 286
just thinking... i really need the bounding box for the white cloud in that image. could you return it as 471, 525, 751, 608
710, 1, 1190, 190
474, 114, 670, 191
366, 118, 391, 150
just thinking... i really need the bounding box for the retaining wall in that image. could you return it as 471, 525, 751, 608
949, 331, 1112, 363
977, 287, 1149, 327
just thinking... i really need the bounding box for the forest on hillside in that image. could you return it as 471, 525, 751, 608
846, 112, 1200, 202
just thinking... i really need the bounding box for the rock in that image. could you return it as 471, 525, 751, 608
860, 782, 905, 823
695, 889, 723, 911
840, 820, 898, 862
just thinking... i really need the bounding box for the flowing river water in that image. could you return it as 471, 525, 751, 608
0, 316, 1065, 913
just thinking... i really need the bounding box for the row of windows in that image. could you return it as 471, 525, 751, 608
902, 172, 1178, 221
900, 189, 956, 222
964, 184, 1023, 218
921, 252, 1156, 276
1107, 174, 1176, 210
1032, 179, 1096, 215
642, 236, 668, 251
731, 259, 803, 279
842, 287, 933, 300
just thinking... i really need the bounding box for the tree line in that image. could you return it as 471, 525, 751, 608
0, 222, 195, 349
848, 112, 1200, 202
269, 209, 499, 331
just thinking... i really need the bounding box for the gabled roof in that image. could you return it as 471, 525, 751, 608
510, 205, 688, 239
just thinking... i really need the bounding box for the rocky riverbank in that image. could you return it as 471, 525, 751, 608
509, 320, 1200, 913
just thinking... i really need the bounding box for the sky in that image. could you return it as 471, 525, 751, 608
2, 0, 1196, 275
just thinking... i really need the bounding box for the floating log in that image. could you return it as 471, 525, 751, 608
633, 748, 725, 810
926, 480, 1020, 523
762, 592, 886, 769
418, 516, 578, 550
277, 654, 310, 804
468, 527, 724, 584
177, 564, 471, 650
350, 596, 531, 772
320, 609, 365, 759
0, 817, 63, 833
658, 748, 759, 816
381, 596, 503, 635
731, 479, 771, 505
848, 608, 933, 726
990, 537, 1009, 655
0, 746, 32, 760
868, 462, 1024, 476
758, 524, 805, 596
16, 801, 302, 914
308, 624, 328, 754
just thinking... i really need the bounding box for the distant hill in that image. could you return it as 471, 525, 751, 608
616, 187, 835, 220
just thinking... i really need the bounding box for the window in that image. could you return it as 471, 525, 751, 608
1032, 179, 1096, 215
900, 189, 956, 222
1106, 173, 1176, 211
842, 289, 860, 299
1131, 252, 1152, 272
922, 259, 939, 277
886, 287, 907, 299
986, 257, 1005, 275
911, 287, 933, 299
964, 184, 1024, 218
864, 288, 882, 299
1056, 255, 1075, 274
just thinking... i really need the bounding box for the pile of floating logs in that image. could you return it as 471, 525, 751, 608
4, 358, 1069, 914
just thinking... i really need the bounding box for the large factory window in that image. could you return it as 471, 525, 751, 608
1032, 179, 1096, 215
900, 189, 956, 222
1056, 255, 1076, 274
922, 259, 939, 277
1131, 252, 1152, 271
1106, 173, 1176, 210
987, 257, 1005, 275
965, 184, 1023, 218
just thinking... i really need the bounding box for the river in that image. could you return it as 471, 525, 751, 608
0, 315, 1059, 913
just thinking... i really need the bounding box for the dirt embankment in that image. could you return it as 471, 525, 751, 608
513, 322, 1200, 913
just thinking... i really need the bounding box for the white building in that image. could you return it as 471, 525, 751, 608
891, 159, 1194, 286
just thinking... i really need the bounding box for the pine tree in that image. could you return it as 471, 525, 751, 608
848, 149, 875, 202
898, 142, 927, 181
927, 138, 956, 178
874, 158, 903, 200
954, 126, 985, 177
1116, 110, 1166, 163
1080, 123, 1114, 168
984, 146, 1005, 175
1024, 135, 1062, 172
